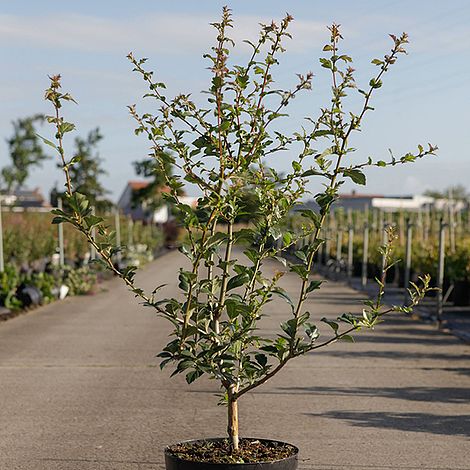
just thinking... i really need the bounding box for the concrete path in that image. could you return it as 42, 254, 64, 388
0, 250, 469, 470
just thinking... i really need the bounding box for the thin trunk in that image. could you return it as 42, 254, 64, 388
227, 386, 239, 451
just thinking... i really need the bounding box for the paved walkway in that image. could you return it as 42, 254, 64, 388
0, 250, 469, 469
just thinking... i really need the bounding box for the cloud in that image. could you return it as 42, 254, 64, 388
0, 12, 327, 56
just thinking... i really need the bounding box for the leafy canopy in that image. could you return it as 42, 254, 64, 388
42, 9, 436, 405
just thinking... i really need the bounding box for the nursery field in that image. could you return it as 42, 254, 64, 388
287, 207, 470, 312
0, 210, 165, 313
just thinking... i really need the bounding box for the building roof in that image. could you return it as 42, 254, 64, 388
0, 187, 49, 208
127, 181, 171, 194
128, 181, 150, 191
338, 192, 384, 200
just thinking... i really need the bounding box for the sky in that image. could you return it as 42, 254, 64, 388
1, 0, 469, 203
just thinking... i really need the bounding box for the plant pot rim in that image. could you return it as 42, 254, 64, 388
164, 437, 299, 466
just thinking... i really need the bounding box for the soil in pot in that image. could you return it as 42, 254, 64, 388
166, 438, 298, 466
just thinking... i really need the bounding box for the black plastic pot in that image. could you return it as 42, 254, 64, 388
16, 284, 42, 308
165, 438, 298, 470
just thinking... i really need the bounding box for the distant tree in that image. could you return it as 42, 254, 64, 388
53, 128, 111, 211
132, 151, 175, 210
424, 184, 469, 201
1, 115, 49, 191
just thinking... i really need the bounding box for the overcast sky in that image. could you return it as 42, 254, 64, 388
1, 0, 469, 202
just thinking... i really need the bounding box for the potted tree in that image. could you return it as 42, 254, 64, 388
42, 8, 435, 468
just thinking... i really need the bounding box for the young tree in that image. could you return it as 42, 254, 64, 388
1, 115, 49, 191
44, 11, 436, 458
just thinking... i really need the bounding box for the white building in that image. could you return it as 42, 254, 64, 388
117, 181, 198, 223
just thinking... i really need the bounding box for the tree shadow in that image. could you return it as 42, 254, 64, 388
306, 410, 470, 437
351, 334, 456, 346
305, 295, 364, 305
314, 349, 470, 362
421, 367, 470, 378
275, 386, 469, 404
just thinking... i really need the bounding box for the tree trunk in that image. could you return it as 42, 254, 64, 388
227, 386, 239, 451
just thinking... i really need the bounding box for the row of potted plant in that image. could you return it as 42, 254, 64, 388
1, 210, 164, 267
311, 228, 470, 306
0, 263, 97, 313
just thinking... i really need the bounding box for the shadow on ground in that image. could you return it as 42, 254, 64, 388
274, 386, 469, 404
305, 411, 470, 438
314, 349, 470, 362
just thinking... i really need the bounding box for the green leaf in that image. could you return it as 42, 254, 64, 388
369, 78, 383, 89
227, 273, 250, 291
51, 216, 68, 224
290, 264, 309, 281
272, 287, 294, 312
178, 270, 196, 292
343, 168, 366, 185
186, 369, 203, 384
298, 209, 321, 228
282, 231, 292, 245
84, 214, 104, 229
59, 122, 76, 134
219, 120, 231, 132
321, 317, 339, 334
280, 318, 297, 338
302, 168, 323, 177
254, 353, 267, 367
236, 74, 249, 89
305, 323, 319, 342
338, 313, 358, 325
243, 249, 259, 264
339, 334, 355, 343
37, 134, 59, 151
206, 231, 227, 248
225, 298, 252, 319
319, 58, 332, 69
306, 280, 323, 293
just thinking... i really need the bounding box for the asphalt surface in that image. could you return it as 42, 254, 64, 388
0, 250, 469, 470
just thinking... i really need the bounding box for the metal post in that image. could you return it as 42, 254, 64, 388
364, 204, 369, 228
436, 218, 446, 328
336, 229, 343, 262
424, 206, 431, 244
347, 223, 354, 282
361, 222, 369, 288
0, 198, 4, 272
404, 218, 412, 303
417, 209, 423, 242
398, 211, 404, 242
58, 198, 65, 267
381, 224, 388, 276
456, 209, 462, 241
448, 192, 456, 254
372, 208, 378, 234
